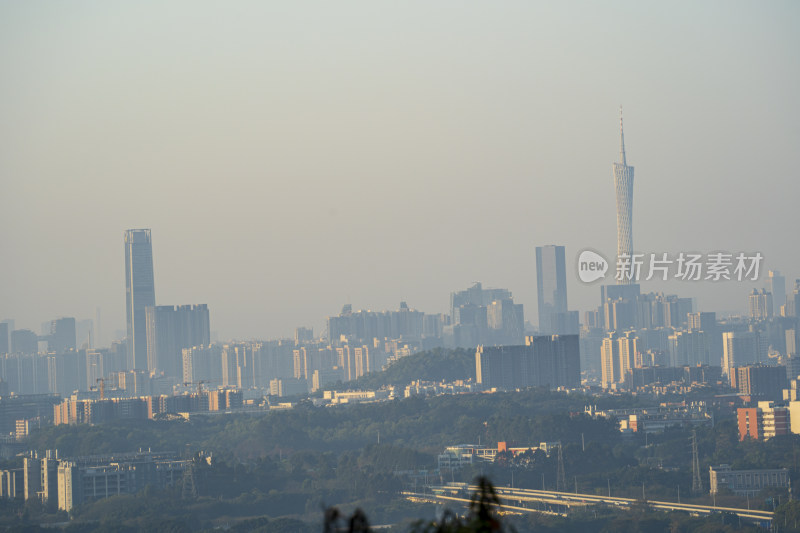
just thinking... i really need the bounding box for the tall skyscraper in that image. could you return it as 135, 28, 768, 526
535, 245, 568, 334
124, 229, 155, 371
768, 271, 786, 315
613, 107, 635, 284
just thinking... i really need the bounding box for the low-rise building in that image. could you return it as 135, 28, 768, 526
586, 402, 713, 434
437, 445, 497, 469
322, 389, 391, 405
709, 464, 789, 496
437, 441, 553, 470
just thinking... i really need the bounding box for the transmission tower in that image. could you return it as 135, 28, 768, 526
691, 430, 703, 494
556, 442, 566, 492
182, 463, 198, 499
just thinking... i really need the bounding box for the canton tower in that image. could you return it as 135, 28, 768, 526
613, 107, 634, 283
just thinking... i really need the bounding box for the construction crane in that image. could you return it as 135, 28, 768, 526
183, 380, 207, 396
95, 378, 106, 400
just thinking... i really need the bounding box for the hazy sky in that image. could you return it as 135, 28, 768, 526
1, 2, 798, 342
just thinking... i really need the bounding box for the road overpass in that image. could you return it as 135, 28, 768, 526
404, 485, 773, 528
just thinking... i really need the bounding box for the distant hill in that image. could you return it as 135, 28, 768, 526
336, 347, 475, 390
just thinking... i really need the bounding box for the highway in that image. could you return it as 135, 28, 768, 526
405, 485, 773, 527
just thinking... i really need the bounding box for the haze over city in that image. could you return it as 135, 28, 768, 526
1, 2, 798, 340
5, 3, 800, 532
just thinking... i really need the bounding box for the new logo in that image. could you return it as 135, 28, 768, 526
578, 250, 608, 283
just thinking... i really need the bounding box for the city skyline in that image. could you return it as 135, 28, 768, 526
0, 2, 798, 339
1, 4, 800, 530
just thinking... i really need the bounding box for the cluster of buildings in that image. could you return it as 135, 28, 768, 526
591, 283, 800, 395
730, 373, 800, 441
52, 388, 246, 425
325, 282, 527, 352
0, 449, 196, 512
584, 403, 713, 434
437, 441, 561, 470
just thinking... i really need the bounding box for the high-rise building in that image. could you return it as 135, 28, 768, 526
444, 283, 523, 348
612, 108, 635, 284
10, 329, 38, 355
0, 323, 8, 355
182, 344, 222, 385
722, 331, 760, 379
668, 330, 709, 367
786, 280, 800, 317
487, 298, 525, 345
535, 245, 568, 334
735, 365, 787, 402
688, 312, 716, 331
475, 335, 580, 391
748, 289, 773, 320
124, 229, 156, 371
600, 331, 639, 388
769, 271, 786, 316
48, 317, 77, 354
145, 304, 210, 381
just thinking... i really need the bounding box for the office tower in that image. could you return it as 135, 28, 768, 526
769, 271, 786, 316
0, 323, 8, 355
536, 245, 568, 334
124, 229, 156, 371
145, 304, 210, 380
48, 317, 77, 354
613, 107, 635, 283
748, 289, 773, 320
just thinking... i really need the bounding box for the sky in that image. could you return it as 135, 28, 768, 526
1, 1, 798, 342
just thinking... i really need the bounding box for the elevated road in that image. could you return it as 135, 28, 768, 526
407, 485, 773, 527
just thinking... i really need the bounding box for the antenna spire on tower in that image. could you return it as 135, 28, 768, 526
619, 106, 627, 166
